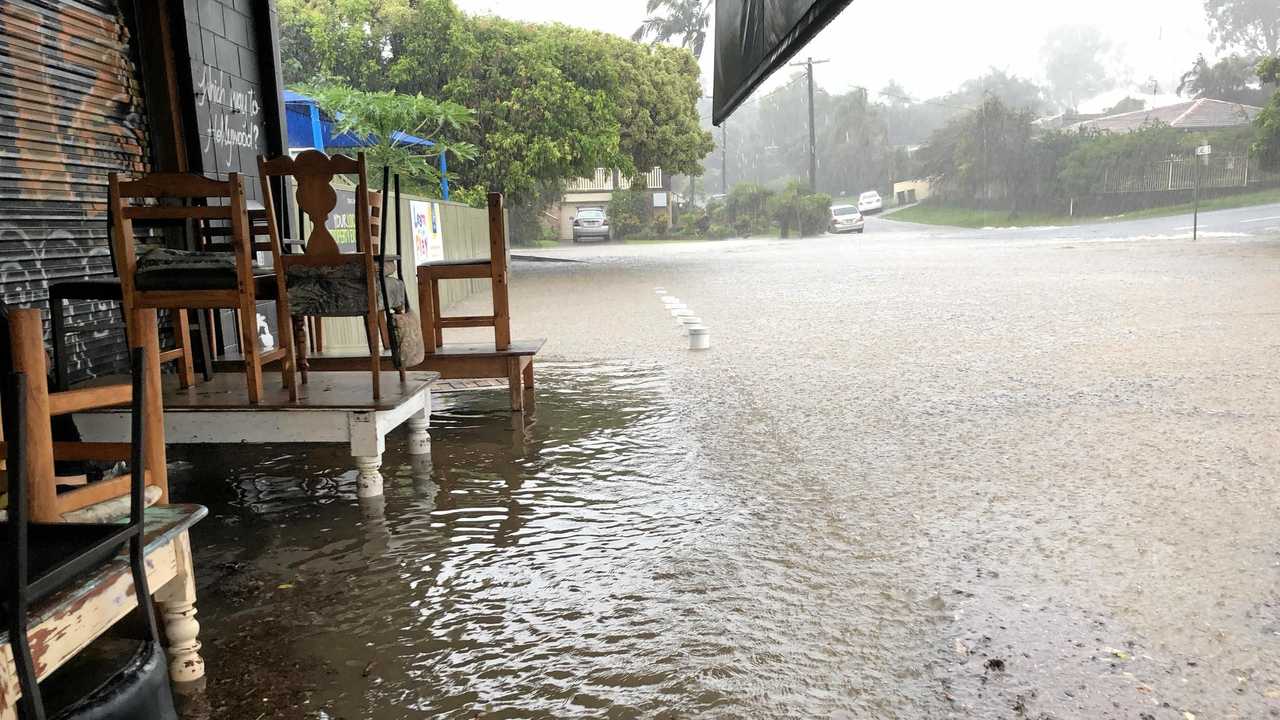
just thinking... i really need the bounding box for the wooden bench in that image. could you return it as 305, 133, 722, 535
413, 340, 544, 412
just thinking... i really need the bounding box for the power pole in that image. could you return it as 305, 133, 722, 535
721, 123, 728, 195
790, 56, 828, 193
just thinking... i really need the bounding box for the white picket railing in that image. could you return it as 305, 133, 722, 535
565, 167, 665, 192
1100, 154, 1277, 194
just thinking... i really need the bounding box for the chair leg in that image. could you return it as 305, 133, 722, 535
364, 311, 381, 401
430, 277, 444, 348
292, 315, 310, 385
51, 296, 69, 391
174, 308, 195, 389
275, 299, 297, 401
312, 316, 325, 353
237, 307, 264, 404
492, 269, 511, 351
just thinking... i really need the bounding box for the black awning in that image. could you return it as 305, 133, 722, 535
712, 0, 854, 125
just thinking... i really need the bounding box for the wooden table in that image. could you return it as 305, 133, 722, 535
0, 504, 208, 717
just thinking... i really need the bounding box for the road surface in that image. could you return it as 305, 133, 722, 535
179, 203, 1280, 719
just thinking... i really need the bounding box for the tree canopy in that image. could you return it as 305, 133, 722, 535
1204, 0, 1280, 56
1255, 57, 1280, 168
1041, 25, 1114, 112
1178, 54, 1272, 105
301, 84, 476, 194
632, 0, 713, 59
278, 0, 711, 207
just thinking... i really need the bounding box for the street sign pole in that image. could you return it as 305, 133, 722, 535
1193, 144, 1211, 242
1193, 157, 1200, 241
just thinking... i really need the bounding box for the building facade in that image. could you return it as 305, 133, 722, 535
0, 0, 288, 381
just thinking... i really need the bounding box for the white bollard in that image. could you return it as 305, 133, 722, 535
654, 287, 667, 294
687, 325, 710, 350
679, 316, 702, 334
662, 296, 681, 306
672, 308, 693, 325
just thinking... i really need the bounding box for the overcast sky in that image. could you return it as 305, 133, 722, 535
455, 0, 1221, 110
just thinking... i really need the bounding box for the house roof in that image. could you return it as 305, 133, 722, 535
1068, 98, 1261, 134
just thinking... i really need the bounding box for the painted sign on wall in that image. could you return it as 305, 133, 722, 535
410, 200, 445, 264
196, 66, 262, 168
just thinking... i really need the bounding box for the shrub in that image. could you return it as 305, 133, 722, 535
651, 218, 670, 238
706, 223, 733, 240
608, 180, 649, 239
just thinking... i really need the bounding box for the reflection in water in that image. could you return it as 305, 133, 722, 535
174, 361, 719, 719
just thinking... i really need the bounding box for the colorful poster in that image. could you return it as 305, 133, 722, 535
411, 200, 445, 264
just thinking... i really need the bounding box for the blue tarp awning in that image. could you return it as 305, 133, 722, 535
283, 90, 449, 199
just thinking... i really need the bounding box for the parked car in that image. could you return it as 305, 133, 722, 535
572, 208, 611, 242
857, 190, 883, 214
828, 204, 865, 234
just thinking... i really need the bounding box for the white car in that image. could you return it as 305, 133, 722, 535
857, 190, 883, 215
828, 204, 865, 234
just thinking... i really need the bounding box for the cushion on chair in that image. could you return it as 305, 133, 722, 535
285, 263, 407, 316
134, 247, 242, 292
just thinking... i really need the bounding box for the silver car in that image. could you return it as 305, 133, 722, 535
828, 204, 865, 234
572, 208, 611, 242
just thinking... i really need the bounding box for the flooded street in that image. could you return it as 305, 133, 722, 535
176, 213, 1280, 719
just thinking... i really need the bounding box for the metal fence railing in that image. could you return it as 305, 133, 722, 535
1100, 154, 1280, 194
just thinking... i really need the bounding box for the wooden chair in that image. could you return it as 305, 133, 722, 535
304, 186, 387, 355
418, 192, 512, 351
48, 202, 217, 392
108, 172, 292, 404
257, 150, 404, 400
1, 307, 168, 524
1, 306, 176, 718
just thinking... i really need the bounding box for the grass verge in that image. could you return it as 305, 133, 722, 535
888, 187, 1280, 229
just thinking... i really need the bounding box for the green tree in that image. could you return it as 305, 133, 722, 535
631, 0, 713, 59
302, 84, 477, 194
440, 17, 624, 205
1178, 54, 1271, 105
1255, 57, 1280, 168
279, 0, 712, 215
278, 0, 410, 89
1042, 25, 1114, 112
607, 179, 651, 239
1102, 96, 1147, 115
1204, 0, 1280, 56
918, 96, 1040, 207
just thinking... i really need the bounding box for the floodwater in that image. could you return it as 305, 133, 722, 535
176, 214, 1280, 719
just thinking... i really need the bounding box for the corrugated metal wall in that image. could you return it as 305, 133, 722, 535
0, 0, 150, 381
318, 198, 496, 352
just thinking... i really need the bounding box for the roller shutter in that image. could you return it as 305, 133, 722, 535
0, 0, 150, 380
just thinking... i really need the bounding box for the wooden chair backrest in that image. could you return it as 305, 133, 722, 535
107, 172, 252, 299
257, 150, 371, 264
3, 308, 166, 522
369, 189, 384, 252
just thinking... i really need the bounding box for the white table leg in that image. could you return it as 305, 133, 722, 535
349, 410, 386, 498
407, 406, 431, 456
154, 532, 205, 687
354, 455, 384, 498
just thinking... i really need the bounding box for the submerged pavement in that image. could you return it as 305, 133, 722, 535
176, 205, 1280, 719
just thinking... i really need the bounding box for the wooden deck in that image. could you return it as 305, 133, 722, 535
218, 340, 546, 412
73, 372, 439, 498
